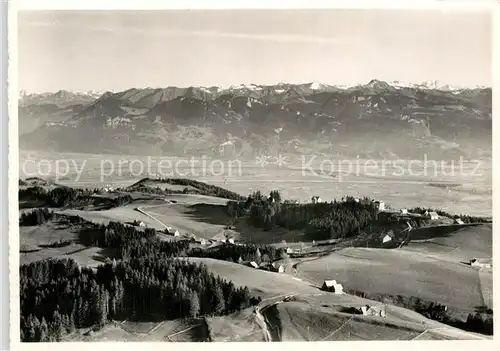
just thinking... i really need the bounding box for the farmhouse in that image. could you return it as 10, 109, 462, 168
426, 211, 439, 220
360, 305, 386, 317
321, 280, 344, 294
374, 201, 385, 210
311, 196, 322, 204
173, 230, 181, 237
400, 208, 408, 214
138, 221, 146, 227
454, 218, 465, 225
470, 258, 492, 269
286, 247, 294, 254
249, 261, 259, 269
226, 238, 235, 244
272, 262, 285, 273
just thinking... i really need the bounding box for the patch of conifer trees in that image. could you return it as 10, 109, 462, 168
19, 186, 132, 209
245, 192, 378, 240
189, 243, 284, 263
20, 256, 256, 342
20, 213, 265, 342
20, 208, 54, 226
128, 178, 245, 201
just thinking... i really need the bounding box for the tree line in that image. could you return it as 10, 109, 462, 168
128, 177, 245, 201
20, 208, 54, 226
19, 186, 132, 209
189, 243, 285, 264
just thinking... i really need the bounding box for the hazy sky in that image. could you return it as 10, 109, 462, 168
19, 9, 492, 92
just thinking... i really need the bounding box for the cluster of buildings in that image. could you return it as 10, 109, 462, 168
246, 260, 285, 273
373, 199, 444, 222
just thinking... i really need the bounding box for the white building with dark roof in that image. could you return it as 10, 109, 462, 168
321, 280, 344, 294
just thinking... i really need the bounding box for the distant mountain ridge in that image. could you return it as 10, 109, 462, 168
19, 80, 492, 160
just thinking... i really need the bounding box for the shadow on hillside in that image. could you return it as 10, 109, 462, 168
184, 203, 233, 226
408, 224, 476, 241
261, 304, 283, 342
19, 200, 48, 210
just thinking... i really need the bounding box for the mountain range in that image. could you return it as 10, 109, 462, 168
19, 80, 492, 160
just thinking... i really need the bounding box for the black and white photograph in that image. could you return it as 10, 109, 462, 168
12, 4, 494, 344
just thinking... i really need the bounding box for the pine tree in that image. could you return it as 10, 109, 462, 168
39, 317, 49, 342
99, 285, 109, 326
82, 301, 90, 327
69, 314, 76, 334
31, 316, 41, 342
189, 291, 200, 318
50, 310, 64, 341
25, 316, 37, 342
213, 283, 226, 314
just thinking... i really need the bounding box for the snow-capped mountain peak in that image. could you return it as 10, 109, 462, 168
310, 81, 323, 90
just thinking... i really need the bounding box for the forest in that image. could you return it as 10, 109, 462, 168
20, 257, 258, 342
20, 217, 263, 342
239, 191, 379, 240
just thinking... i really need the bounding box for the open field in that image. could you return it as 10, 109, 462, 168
144, 200, 306, 243
143, 203, 231, 240
64, 319, 208, 342
261, 294, 488, 341
479, 268, 493, 308
19, 217, 115, 267
20, 220, 79, 249
58, 205, 166, 230
20, 243, 114, 268
297, 247, 487, 319
183, 258, 488, 341
402, 224, 492, 263
186, 257, 320, 298
206, 308, 264, 342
